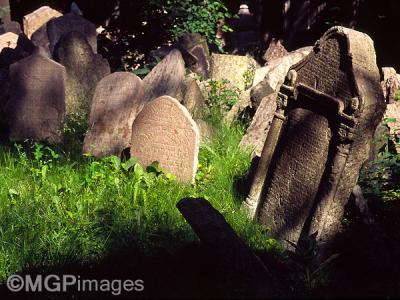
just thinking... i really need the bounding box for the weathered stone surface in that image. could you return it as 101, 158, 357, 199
54, 31, 110, 116
381, 67, 400, 104
210, 54, 257, 91
263, 39, 288, 62
0, 21, 22, 35
83, 72, 143, 157
142, 49, 186, 103
130, 96, 199, 182
251, 46, 312, 109
8, 50, 66, 143
23, 6, 62, 39
240, 92, 278, 157
180, 75, 206, 119
195, 119, 215, 142
244, 27, 386, 260
224, 88, 251, 124
0, 32, 18, 52
47, 13, 97, 54
179, 33, 210, 78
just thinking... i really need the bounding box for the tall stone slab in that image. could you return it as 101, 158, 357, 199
83, 72, 144, 157
8, 50, 66, 143
243, 27, 386, 259
23, 6, 62, 39
142, 49, 185, 103
54, 31, 110, 116
47, 12, 97, 54
130, 96, 200, 182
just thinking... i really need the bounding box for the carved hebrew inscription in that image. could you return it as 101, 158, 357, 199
130, 96, 199, 182
246, 26, 386, 259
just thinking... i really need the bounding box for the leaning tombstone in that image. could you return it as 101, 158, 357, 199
142, 49, 186, 103
243, 26, 386, 259
54, 31, 110, 117
23, 6, 62, 39
7, 49, 66, 143
83, 72, 144, 157
47, 12, 97, 54
130, 96, 200, 182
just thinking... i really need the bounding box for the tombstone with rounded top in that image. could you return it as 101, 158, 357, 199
54, 31, 110, 117
130, 96, 200, 182
47, 12, 97, 54
83, 72, 144, 157
8, 49, 66, 143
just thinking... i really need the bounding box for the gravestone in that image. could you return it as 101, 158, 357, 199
0, 21, 22, 35
23, 6, 62, 39
47, 12, 97, 54
381, 67, 400, 103
142, 49, 186, 103
243, 27, 386, 259
130, 96, 200, 182
240, 92, 278, 158
179, 33, 210, 78
83, 72, 143, 157
8, 50, 66, 143
54, 31, 110, 116
210, 54, 257, 91
0, 32, 18, 52
180, 75, 206, 119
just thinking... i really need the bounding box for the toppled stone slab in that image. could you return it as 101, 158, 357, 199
23, 6, 62, 39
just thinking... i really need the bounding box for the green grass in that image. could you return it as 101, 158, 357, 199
0, 118, 278, 282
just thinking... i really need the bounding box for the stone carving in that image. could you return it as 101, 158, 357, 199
240, 92, 278, 158
83, 72, 143, 157
47, 12, 97, 54
0, 32, 18, 52
243, 27, 386, 259
23, 6, 62, 39
210, 54, 257, 91
130, 96, 200, 182
54, 31, 110, 116
7, 50, 66, 143
142, 49, 186, 103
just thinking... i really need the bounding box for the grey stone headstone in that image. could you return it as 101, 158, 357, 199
47, 12, 97, 54
54, 31, 110, 117
130, 96, 200, 182
83, 72, 144, 157
244, 26, 386, 260
142, 49, 186, 103
8, 50, 66, 143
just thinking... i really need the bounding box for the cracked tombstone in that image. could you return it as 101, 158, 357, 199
83, 72, 143, 157
7, 49, 66, 143
243, 26, 386, 260
130, 96, 200, 182
23, 6, 62, 39
54, 31, 110, 117
142, 49, 186, 103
